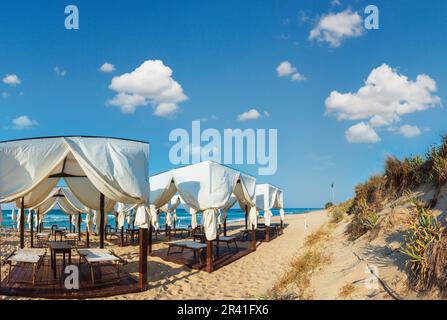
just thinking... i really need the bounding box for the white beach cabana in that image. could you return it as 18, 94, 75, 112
0, 136, 151, 290
29, 186, 92, 245
149, 161, 257, 272
255, 184, 285, 241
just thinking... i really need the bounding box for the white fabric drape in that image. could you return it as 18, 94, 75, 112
17, 209, 22, 230
11, 206, 16, 221
149, 205, 159, 230
248, 206, 258, 229
191, 210, 198, 229
150, 161, 256, 240
86, 211, 94, 233
71, 214, 79, 229
264, 209, 273, 227
255, 184, 285, 224
134, 205, 151, 229
202, 209, 218, 240
0, 137, 150, 217
27, 210, 32, 229
117, 210, 126, 229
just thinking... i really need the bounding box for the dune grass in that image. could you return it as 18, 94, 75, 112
338, 283, 356, 299
268, 226, 332, 300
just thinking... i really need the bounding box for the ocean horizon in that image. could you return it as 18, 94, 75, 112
0, 208, 321, 230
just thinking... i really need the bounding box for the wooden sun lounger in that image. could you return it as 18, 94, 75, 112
167, 241, 207, 267
5, 248, 46, 286
77, 248, 124, 284
36, 232, 51, 247
214, 236, 238, 249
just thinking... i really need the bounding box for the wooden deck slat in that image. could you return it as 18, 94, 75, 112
152, 243, 254, 271
0, 256, 140, 299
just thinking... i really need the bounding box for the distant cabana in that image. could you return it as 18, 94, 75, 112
29, 187, 91, 246
255, 184, 285, 242
149, 161, 257, 272
0, 136, 151, 290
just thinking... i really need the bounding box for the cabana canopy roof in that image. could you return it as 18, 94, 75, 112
150, 160, 256, 211
255, 184, 284, 211
149, 161, 257, 240
31, 187, 90, 216
0, 136, 150, 210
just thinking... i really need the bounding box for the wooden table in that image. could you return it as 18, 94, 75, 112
49, 242, 72, 279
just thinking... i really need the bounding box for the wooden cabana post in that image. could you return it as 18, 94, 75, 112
245, 205, 256, 251
99, 193, 105, 249
86, 228, 90, 248
30, 210, 34, 248
20, 197, 25, 249
148, 224, 153, 254
223, 217, 227, 237
36, 210, 40, 233
206, 239, 213, 273
265, 224, 270, 242
77, 212, 81, 241
138, 227, 148, 291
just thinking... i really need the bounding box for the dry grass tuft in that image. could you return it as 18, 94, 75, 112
328, 199, 352, 224
304, 226, 331, 247
268, 227, 332, 300
338, 283, 356, 299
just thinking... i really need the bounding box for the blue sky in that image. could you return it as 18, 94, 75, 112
1, 0, 446, 207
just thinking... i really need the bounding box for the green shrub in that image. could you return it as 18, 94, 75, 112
400, 200, 444, 290
325, 202, 334, 209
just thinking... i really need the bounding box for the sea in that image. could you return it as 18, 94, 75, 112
0, 208, 321, 230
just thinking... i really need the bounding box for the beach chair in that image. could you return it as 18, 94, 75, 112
64, 233, 79, 247
5, 248, 46, 286
214, 236, 238, 249
167, 240, 207, 267
77, 248, 125, 284
36, 232, 51, 247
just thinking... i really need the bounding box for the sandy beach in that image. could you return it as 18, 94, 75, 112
0, 211, 329, 300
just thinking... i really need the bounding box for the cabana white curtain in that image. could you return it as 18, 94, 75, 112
255, 184, 285, 226
0, 137, 150, 212
160, 195, 181, 227
150, 161, 256, 240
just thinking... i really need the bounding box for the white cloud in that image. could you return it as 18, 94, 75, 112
398, 125, 421, 138
2, 92, 10, 98
3, 74, 21, 86
309, 10, 364, 47
107, 60, 187, 118
100, 63, 115, 73
326, 64, 441, 124
291, 72, 306, 81
345, 122, 380, 143
237, 109, 262, 121
263, 111, 270, 118
276, 61, 306, 81
326, 64, 441, 143
12, 116, 39, 130
54, 67, 67, 77
153, 103, 179, 119
276, 61, 296, 77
